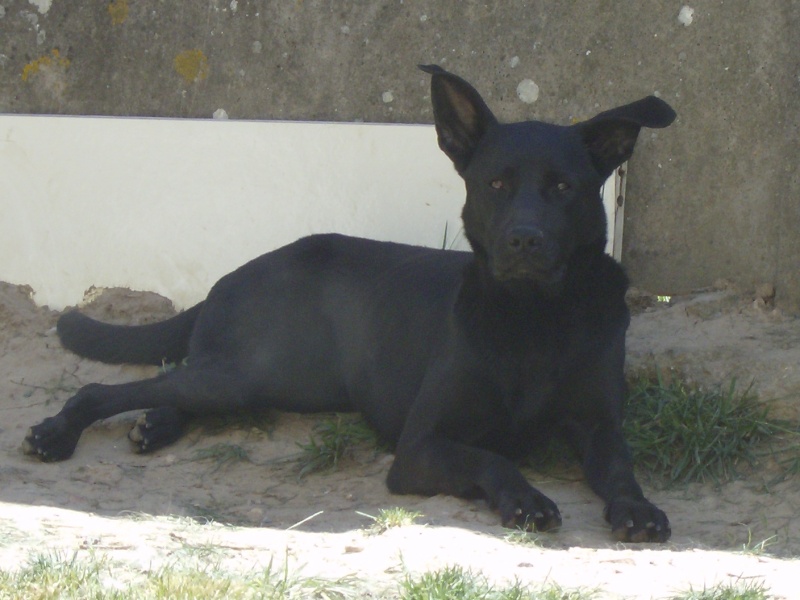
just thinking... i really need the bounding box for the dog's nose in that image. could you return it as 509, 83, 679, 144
507, 226, 545, 253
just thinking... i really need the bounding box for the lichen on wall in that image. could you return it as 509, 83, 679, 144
174, 49, 210, 84
21, 48, 70, 82
108, 0, 129, 26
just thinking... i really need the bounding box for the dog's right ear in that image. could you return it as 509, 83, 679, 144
420, 64, 498, 173
578, 96, 677, 179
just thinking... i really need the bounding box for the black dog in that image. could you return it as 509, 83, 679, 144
23, 65, 675, 542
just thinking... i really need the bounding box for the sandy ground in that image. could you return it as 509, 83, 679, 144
2, 280, 800, 598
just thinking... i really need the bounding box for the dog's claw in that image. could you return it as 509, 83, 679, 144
22, 417, 81, 462
127, 408, 188, 454
496, 487, 562, 533
605, 498, 670, 543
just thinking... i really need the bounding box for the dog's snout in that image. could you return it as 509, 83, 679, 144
507, 226, 545, 253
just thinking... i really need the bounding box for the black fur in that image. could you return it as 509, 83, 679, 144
23, 66, 675, 542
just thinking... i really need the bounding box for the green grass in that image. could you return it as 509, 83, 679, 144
191, 442, 252, 473
502, 527, 544, 548
624, 377, 797, 486
158, 357, 189, 375
669, 579, 770, 600
0, 550, 774, 600
358, 507, 423, 535
0, 551, 121, 600
0, 551, 360, 600
440, 222, 466, 250
739, 528, 778, 556
523, 375, 800, 487
400, 566, 595, 600
296, 414, 382, 477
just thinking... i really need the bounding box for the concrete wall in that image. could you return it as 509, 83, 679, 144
2, 1, 799, 306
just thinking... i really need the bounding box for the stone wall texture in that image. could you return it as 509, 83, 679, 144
2, 1, 798, 306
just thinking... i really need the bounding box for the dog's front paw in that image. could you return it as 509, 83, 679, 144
604, 497, 670, 543
21, 416, 81, 462
496, 488, 562, 532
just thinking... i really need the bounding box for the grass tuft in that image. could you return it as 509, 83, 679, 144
159, 357, 189, 375
296, 414, 382, 477
624, 377, 794, 486
739, 528, 778, 556
400, 565, 595, 599
0, 551, 124, 599
670, 578, 770, 600
191, 442, 251, 473
503, 527, 544, 548
358, 507, 423, 535
0, 550, 360, 599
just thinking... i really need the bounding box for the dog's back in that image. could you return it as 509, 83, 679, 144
189, 234, 470, 437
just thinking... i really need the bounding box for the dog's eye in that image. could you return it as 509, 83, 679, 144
490, 179, 504, 190
556, 182, 571, 192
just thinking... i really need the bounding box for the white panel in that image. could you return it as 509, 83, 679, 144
602, 163, 626, 260
0, 116, 617, 310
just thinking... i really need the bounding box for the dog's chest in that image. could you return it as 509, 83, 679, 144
486, 301, 613, 410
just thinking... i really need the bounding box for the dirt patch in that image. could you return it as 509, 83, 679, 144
1, 281, 799, 597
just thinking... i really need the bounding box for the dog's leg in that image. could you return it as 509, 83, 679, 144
387, 434, 562, 531
580, 419, 671, 542
384, 362, 562, 531
566, 334, 671, 542
22, 364, 245, 461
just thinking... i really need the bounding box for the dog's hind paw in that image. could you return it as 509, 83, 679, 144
604, 497, 671, 543
21, 417, 81, 462
496, 488, 562, 532
128, 407, 188, 454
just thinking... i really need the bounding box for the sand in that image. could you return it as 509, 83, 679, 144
1, 280, 799, 598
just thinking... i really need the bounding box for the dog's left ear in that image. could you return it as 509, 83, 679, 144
578, 96, 676, 179
420, 64, 499, 174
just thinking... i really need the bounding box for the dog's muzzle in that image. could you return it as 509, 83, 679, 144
491, 226, 564, 285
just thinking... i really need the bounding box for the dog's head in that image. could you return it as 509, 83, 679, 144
420, 64, 676, 294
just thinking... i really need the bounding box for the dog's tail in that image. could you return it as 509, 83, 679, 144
56, 302, 204, 366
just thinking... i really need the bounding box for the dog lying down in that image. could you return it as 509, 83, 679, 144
23, 65, 676, 542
